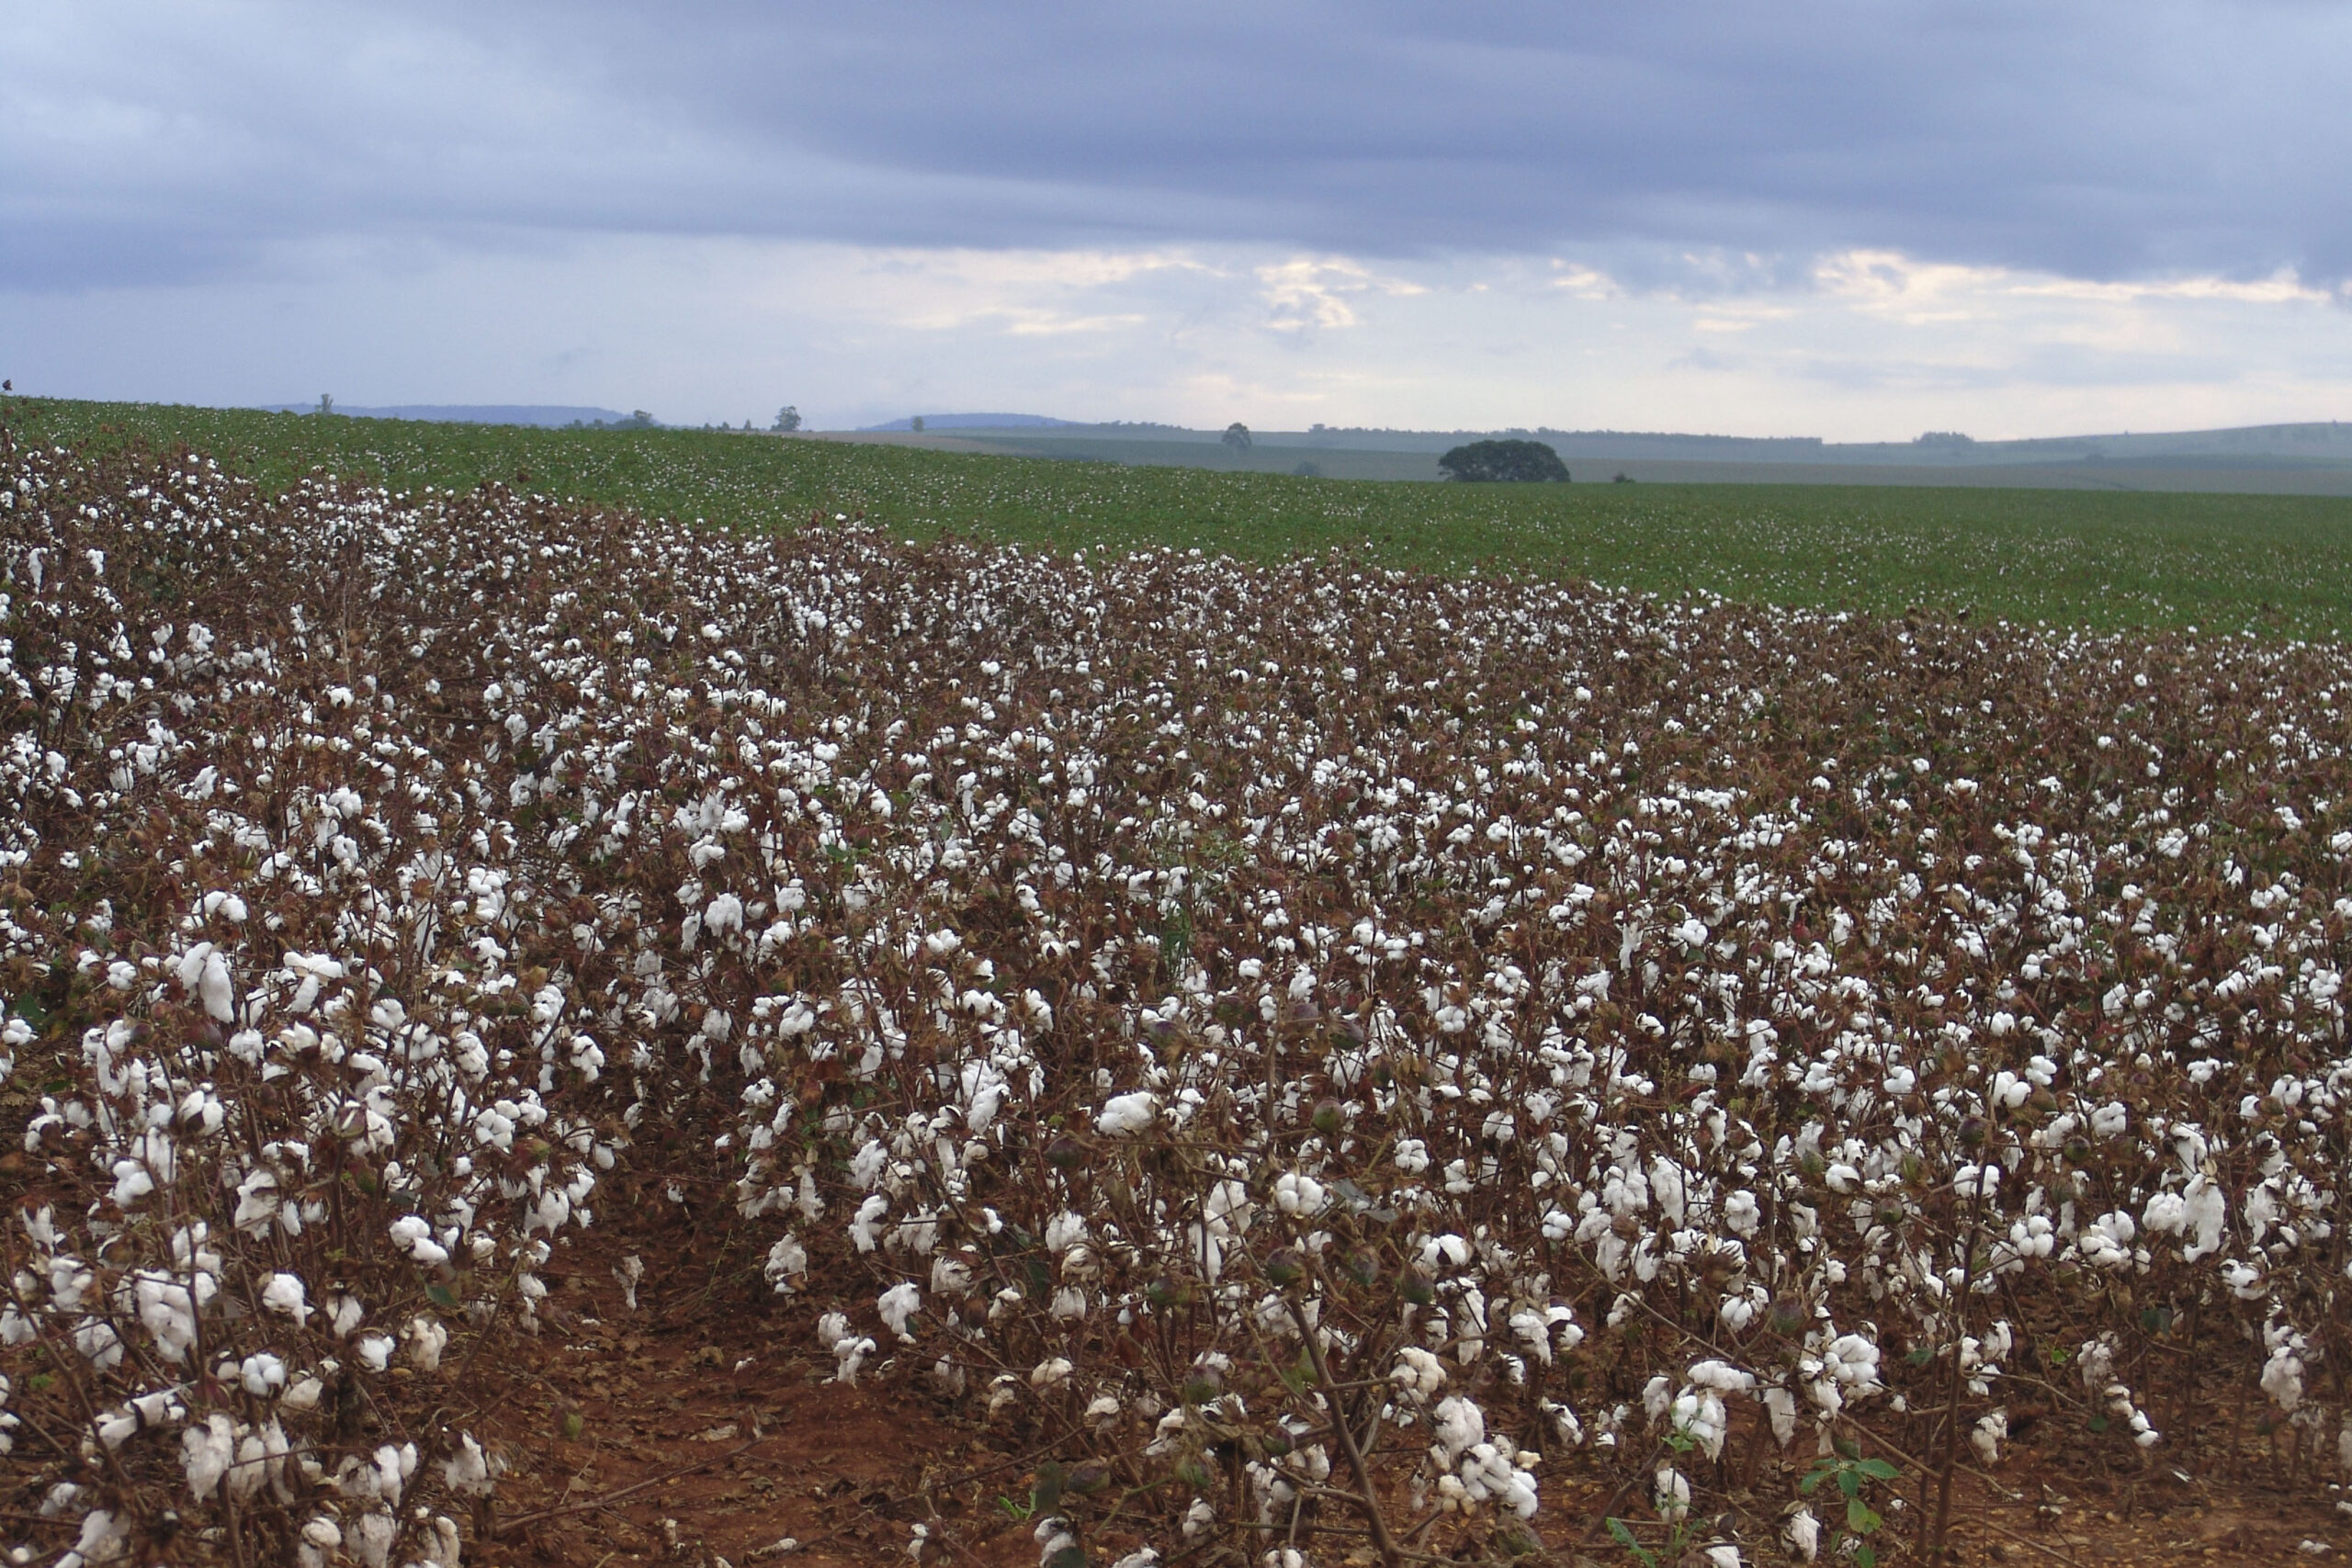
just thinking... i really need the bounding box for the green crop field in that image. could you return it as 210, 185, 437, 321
17, 394, 2352, 637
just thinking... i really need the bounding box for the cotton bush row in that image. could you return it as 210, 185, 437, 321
5, 428, 2351, 1566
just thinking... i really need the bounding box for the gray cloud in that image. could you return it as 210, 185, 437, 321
8, 1, 2351, 294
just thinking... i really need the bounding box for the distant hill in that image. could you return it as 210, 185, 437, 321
859, 413, 1075, 432
259, 404, 637, 427
917, 418, 2352, 495
983, 420, 2352, 464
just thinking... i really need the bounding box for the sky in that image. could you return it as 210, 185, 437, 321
7, 1, 2352, 439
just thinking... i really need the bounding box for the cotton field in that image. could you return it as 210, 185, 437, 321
4, 432, 2351, 1567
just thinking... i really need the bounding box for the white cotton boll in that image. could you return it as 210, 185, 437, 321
1972, 1410, 2007, 1464
930, 1252, 974, 1296
616, 1253, 646, 1309
1782, 1506, 1821, 1561
764, 1236, 808, 1292
705, 893, 744, 937
241, 1351, 286, 1396
1764, 1387, 1798, 1447
1045, 1211, 1090, 1254
1111, 1551, 1161, 1568
1654, 1465, 1691, 1522
1394, 1137, 1430, 1175
1031, 1357, 1074, 1391
1722, 1189, 1759, 1236
833, 1335, 876, 1384
1430, 1396, 1485, 1466
229, 1429, 272, 1506
356, 1334, 395, 1372
2264, 1347, 2306, 1413
329, 1292, 366, 1337
262, 1272, 311, 1325
444, 1433, 496, 1497
1096, 1090, 1158, 1136
198, 949, 236, 1023
1273, 1172, 1327, 1216
1510, 1308, 1554, 1366
2182, 1178, 2228, 1261
404, 1317, 449, 1372
878, 1281, 921, 1341
1394, 1347, 1447, 1398
415, 1515, 462, 1568
389, 1214, 449, 1266
1672, 1390, 1731, 1459
851, 1193, 889, 1252
282, 1376, 323, 1413
182, 1413, 236, 1499
1826, 1334, 1883, 1394
1035, 1519, 1079, 1567
66, 1510, 127, 1568
352, 1509, 397, 1568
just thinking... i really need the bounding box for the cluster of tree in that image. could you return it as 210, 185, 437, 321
562, 411, 659, 431
1438, 438, 1570, 482
1222, 422, 1251, 453
774, 406, 802, 432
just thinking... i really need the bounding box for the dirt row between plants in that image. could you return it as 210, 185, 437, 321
459, 1209, 2346, 1568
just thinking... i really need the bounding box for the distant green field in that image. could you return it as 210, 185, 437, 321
17, 395, 2352, 637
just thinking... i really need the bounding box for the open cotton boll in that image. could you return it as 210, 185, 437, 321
1972, 1410, 2008, 1464
261, 1272, 310, 1325
389, 1215, 449, 1266
1095, 1090, 1158, 1136
403, 1317, 449, 1372
1430, 1396, 1485, 1466
443, 1433, 497, 1497
877, 1281, 921, 1340
181, 1414, 236, 1500
1272, 1172, 1327, 1216
240, 1351, 286, 1396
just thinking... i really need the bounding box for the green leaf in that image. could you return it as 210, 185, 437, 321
1859, 1458, 1900, 1481
2087, 1414, 2109, 1434
1605, 1517, 1657, 1568
1838, 1469, 1861, 1500
424, 1282, 458, 1310
560, 1409, 583, 1441
1848, 1497, 1882, 1535
1798, 1468, 1827, 1495
1833, 1433, 1861, 1461
1857, 1546, 1877, 1568
1045, 1549, 1086, 1568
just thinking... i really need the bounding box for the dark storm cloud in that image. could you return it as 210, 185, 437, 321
8, 0, 2349, 292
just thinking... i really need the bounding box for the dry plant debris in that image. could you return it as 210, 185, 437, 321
3, 430, 2350, 1566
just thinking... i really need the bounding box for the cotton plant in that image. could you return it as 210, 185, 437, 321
10, 429, 2352, 1567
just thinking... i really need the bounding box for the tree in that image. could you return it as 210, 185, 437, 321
774, 405, 801, 433
910, 415, 926, 434
316, 393, 334, 417
1222, 423, 1251, 454
1437, 438, 1569, 483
